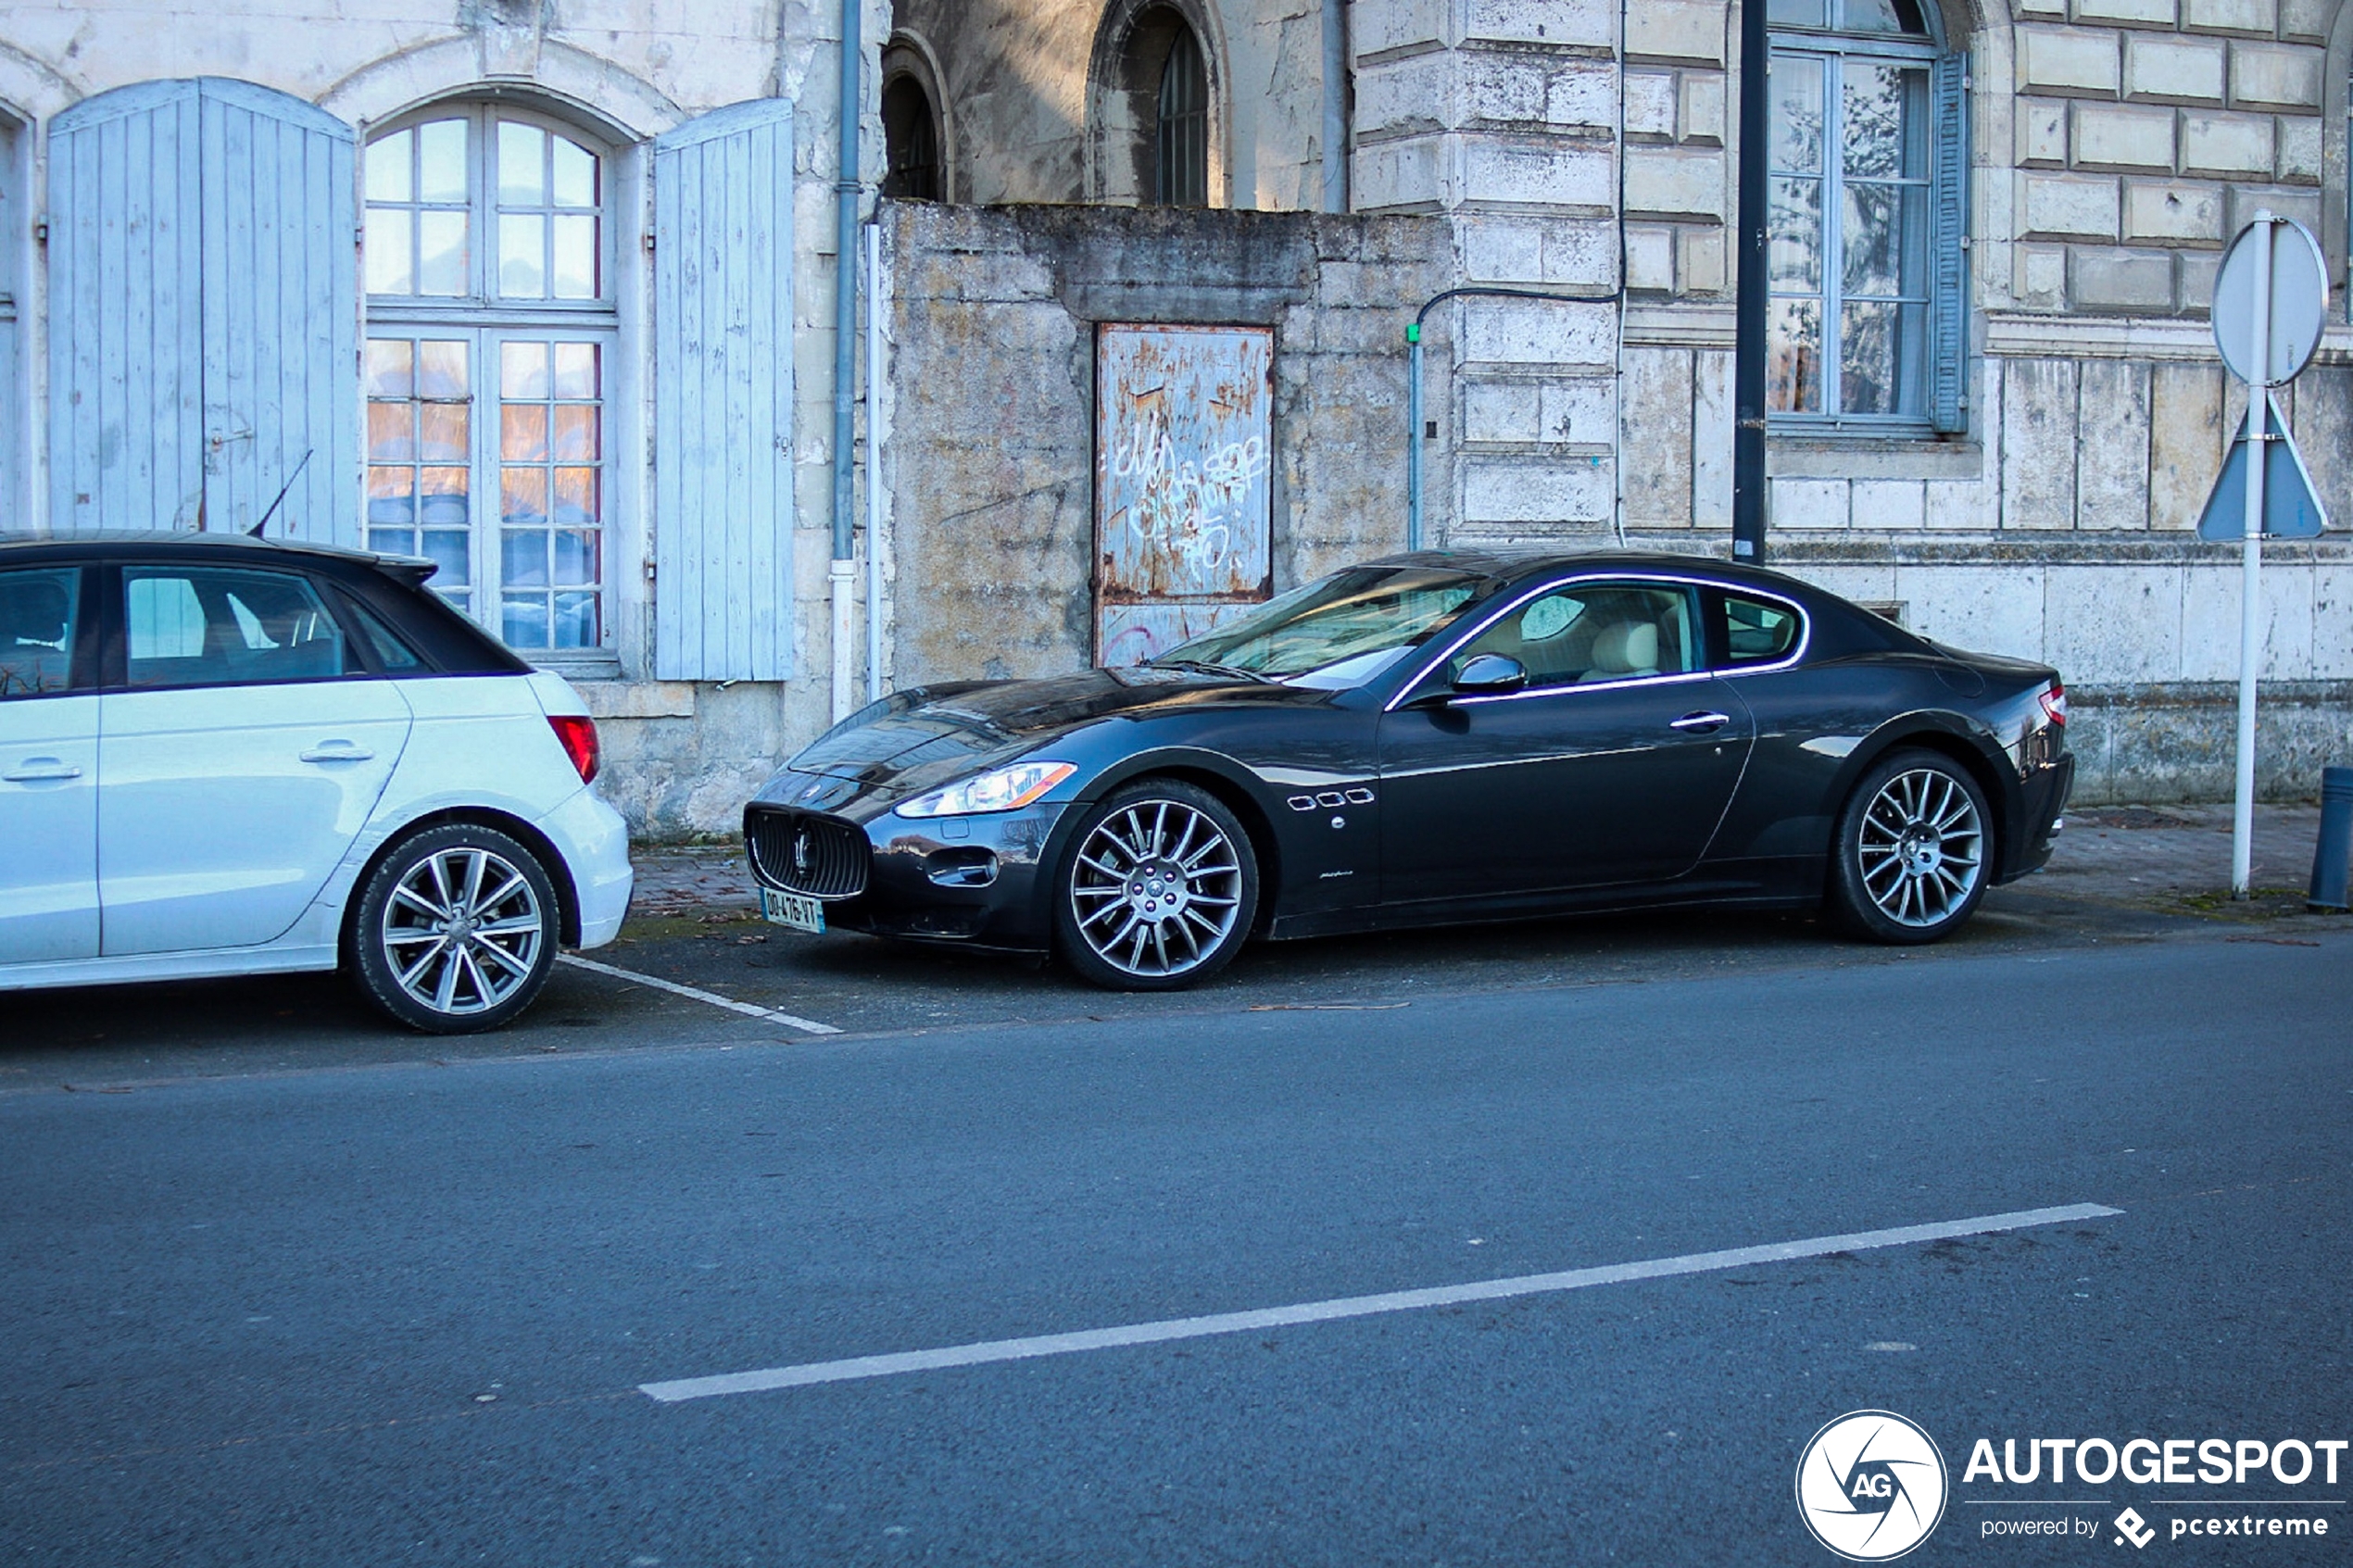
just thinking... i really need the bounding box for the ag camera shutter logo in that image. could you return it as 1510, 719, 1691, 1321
1796, 1411, 1950, 1561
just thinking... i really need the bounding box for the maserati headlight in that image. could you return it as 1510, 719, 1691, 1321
894, 760, 1077, 818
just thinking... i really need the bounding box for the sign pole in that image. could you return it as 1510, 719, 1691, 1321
2231, 216, 2272, 900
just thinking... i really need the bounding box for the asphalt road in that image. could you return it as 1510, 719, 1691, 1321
5, 926, 2350, 1565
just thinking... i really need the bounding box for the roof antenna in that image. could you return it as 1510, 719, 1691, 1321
247, 449, 314, 538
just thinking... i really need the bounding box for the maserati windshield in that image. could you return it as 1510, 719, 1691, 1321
1151, 566, 1490, 684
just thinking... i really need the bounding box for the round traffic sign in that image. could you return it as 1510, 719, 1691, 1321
2212, 216, 2328, 386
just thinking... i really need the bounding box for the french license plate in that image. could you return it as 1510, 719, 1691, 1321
759, 886, 826, 934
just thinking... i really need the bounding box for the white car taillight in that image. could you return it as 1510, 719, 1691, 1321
2038, 683, 2067, 727
548, 714, 600, 784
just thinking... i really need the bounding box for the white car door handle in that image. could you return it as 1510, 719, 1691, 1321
1669, 711, 1732, 733
300, 742, 376, 763
3, 757, 82, 783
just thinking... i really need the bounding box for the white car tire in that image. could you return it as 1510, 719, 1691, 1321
349, 822, 560, 1033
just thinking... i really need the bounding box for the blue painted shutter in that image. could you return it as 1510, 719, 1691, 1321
48, 82, 206, 533
196, 80, 359, 544
652, 99, 796, 682
48, 79, 356, 538
1929, 53, 1969, 434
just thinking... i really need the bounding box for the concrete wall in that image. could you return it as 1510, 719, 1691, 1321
877, 200, 1453, 684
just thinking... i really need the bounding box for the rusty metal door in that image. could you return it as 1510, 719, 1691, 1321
1094, 324, 1274, 665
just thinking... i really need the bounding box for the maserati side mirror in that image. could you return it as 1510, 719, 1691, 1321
1453, 653, 1529, 693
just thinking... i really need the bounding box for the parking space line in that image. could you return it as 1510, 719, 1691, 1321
639, 1201, 2122, 1403
557, 954, 842, 1035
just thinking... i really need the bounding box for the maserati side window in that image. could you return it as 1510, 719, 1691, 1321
1720, 594, 1803, 666
1450, 583, 1700, 687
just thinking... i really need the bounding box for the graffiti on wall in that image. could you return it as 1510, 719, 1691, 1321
1095, 324, 1274, 665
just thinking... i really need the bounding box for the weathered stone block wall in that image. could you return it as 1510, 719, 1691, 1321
878, 201, 1453, 685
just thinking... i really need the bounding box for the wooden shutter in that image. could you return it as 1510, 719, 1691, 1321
1929, 53, 1969, 434
48, 79, 357, 539
652, 99, 796, 682
48, 82, 206, 533
197, 80, 359, 545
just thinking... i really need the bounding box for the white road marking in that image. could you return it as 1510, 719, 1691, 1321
557, 954, 842, 1035
639, 1200, 2121, 1403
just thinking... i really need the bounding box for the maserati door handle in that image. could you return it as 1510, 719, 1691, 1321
299, 742, 376, 763
3, 757, 82, 782
1669, 711, 1731, 734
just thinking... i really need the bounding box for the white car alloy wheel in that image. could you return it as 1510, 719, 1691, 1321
384, 845, 545, 1012
352, 823, 560, 1032
1831, 750, 1993, 945
1056, 782, 1258, 990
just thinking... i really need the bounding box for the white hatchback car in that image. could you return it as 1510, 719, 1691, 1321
0, 533, 633, 1033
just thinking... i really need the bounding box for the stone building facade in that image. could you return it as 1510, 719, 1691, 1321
877, 0, 2353, 803
3, 0, 2348, 844
0, 0, 889, 834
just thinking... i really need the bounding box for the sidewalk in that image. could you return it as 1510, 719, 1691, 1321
623, 803, 2342, 924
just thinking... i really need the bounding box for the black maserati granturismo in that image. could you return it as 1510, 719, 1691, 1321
743, 552, 2073, 988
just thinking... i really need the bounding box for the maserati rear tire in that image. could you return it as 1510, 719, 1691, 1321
1829, 749, 1993, 945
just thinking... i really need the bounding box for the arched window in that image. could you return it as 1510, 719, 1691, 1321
364, 104, 615, 653
1768, 0, 1966, 431
1155, 25, 1208, 207
883, 75, 943, 201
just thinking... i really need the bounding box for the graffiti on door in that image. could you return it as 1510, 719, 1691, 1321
1095, 324, 1274, 665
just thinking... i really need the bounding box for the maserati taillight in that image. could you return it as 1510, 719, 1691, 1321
2038, 682, 2067, 727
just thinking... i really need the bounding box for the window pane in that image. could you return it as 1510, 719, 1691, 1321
552, 342, 598, 400
501, 467, 548, 526
1768, 296, 1824, 413
552, 404, 598, 460
502, 402, 549, 462
124, 568, 346, 687
1839, 299, 1927, 416
551, 137, 597, 207
419, 403, 469, 464
551, 591, 598, 649
1769, 0, 1828, 23
366, 402, 416, 462
420, 470, 471, 531
553, 529, 598, 586
1723, 596, 1801, 663
498, 122, 546, 206
365, 130, 411, 204
501, 595, 549, 649
553, 467, 598, 527
1769, 56, 1824, 173
418, 119, 469, 203
1842, 62, 1929, 181
418, 340, 470, 399
0, 568, 81, 699
1453, 583, 1696, 685
364, 208, 413, 295
422, 524, 471, 583
1841, 181, 1928, 299
1837, 0, 1928, 33
498, 214, 546, 297
502, 528, 550, 588
1769, 177, 1823, 290
551, 214, 598, 299
418, 210, 468, 295
367, 468, 415, 530
502, 342, 551, 399
365, 339, 414, 398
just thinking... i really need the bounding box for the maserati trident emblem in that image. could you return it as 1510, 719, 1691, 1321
792, 830, 812, 873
